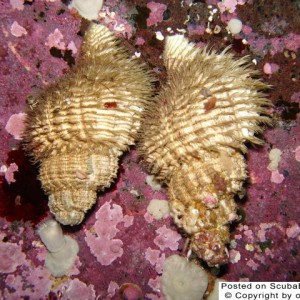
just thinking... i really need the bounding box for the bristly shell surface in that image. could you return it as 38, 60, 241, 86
139, 35, 271, 266
24, 23, 153, 225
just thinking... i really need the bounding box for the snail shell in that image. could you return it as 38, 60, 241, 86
139, 35, 271, 266
24, 24, 153, 225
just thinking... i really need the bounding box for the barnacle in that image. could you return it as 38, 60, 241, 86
24, 23, 153, 225
139, 35, 271, 266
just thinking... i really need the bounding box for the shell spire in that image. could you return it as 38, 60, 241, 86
139, 35, 271, 266
24, 23, 153, 225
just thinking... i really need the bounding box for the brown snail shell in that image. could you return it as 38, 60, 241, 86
24, 23, 153, 225
139, 35, 271, 266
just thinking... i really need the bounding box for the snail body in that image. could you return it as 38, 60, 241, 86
24, 24, 153, 225
139, 35, 271, 266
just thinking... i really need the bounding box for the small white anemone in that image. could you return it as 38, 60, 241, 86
161, 255, 208, 300
227, 18, 243, 35
69, 0, 103, 21
38, 219, 79, 277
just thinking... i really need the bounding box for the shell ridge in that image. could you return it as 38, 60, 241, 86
164, 34, 200, 71
139, 34, 271, 266
24, 23, 153, 225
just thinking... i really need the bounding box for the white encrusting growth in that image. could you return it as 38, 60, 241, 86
146, 175, 162, 191
38, 219, 79, 277
147, 199, 170, 220
267, 148, 282, 171
155, 31, 165, 41
161, 255, 208, 300
69, 0, 103, 20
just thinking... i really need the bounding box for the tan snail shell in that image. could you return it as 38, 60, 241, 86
24, 23, 153, 225
139, 35, 271, 266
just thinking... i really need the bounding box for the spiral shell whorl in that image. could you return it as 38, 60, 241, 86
26, 24, 152, 161
139, 35, 271, 265
168, 155, 244, 266
24, 24, 153, 225
48, 189, 96, 225
40, 149, 119, 225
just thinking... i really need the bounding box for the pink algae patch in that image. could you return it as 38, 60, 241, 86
148, 276, 161, 293
242, 25, 252, 34
286, 222, 300, 239
246, 259, 259, 271
123, 215, 134, 227
257, 223, 278, 242
5, 274, 23, 294
144, 211, 154, 223
146, 2, 167, 27
62, 278, 96, 300
243, 229, 255, 243
234, 234, 242, 240
10, 0, 24, 10
11, 21, 27, 37
5, 112, 27, 140
145, 247, 166, 274
254, 253, 266, 264
67, 41, 78, 54
135, 37, 145, 46
285, 33, 300, 52
84, 202, 124, 266
295, 146, 300, 162
5, 163, 19, 184
269, 34, 300, 55
218, 0, 238, 13
218, 0, 246, 13
45, 28, 66, 50
291, 92, 300, 103
0, 242, 26, 273
84, 234, 123, 266
23, 267, 52, 298
270, 170, 284, 184
145, 247, 161, 265
263, 63, 280, 75
265, 248, 275, 259
153, 225, 181, 251
107, 281, 119, 298
229, 249, 241, 264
